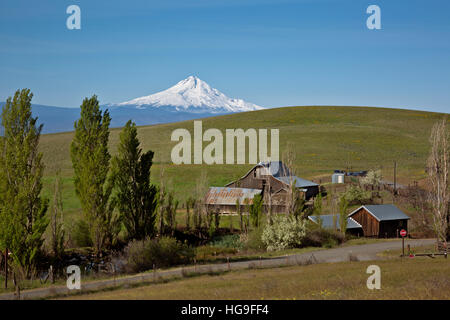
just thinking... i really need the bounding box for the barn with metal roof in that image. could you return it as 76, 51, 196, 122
225, 161, 319, 200
204, 187, 262, 214
348, 204, 410, 238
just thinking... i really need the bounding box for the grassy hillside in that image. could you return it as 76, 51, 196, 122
39, 106, 448, 221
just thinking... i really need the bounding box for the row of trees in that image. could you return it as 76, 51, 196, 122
70, 95, 162, 253
0, 90, 164, 276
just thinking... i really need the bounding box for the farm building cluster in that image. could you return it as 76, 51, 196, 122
205, 161, 319, 215
205, 161, 410, 238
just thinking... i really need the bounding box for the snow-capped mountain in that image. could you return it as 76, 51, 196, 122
7, 76, 263, 134
114, 76, 263, 113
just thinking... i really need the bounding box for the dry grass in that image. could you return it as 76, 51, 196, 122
61, 257, 450, 300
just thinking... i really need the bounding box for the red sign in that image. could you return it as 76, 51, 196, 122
400, 229, 407, 237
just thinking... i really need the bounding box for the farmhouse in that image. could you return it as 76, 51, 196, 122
308, 214, 363, 236
348, 204, 410, 238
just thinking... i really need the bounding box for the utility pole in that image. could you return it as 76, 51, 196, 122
393, 160, 397, 195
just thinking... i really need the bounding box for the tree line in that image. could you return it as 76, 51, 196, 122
0, 90, 166, 276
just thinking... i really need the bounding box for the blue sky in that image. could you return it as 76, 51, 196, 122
0, 0, 449, 113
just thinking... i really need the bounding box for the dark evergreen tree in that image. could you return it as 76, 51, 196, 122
111, 120, 158, 240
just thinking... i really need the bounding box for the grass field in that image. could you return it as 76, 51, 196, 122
38, 106, 448, 224
62, 255, 450, 300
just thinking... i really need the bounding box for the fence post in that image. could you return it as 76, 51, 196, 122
49, 265, 54, 284
113, 263, 116, 286
4, 248, 8, 289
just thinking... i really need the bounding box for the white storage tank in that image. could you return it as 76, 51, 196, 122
332, 173, 345, 184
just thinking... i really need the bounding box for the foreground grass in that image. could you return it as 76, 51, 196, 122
62, 256, 450, 300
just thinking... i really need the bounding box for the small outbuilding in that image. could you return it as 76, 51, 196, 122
348, 204, 410, 238
308, 214, 363, 236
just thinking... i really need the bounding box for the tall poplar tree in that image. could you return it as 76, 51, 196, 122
427, 117, 449, 245
111, 120, 158, 240
71, 95, 116, 254
0, 89, 49, 276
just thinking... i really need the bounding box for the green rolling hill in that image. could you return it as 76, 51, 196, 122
39, 106, 448, 221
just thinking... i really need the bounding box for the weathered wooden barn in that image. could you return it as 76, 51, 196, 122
226, 161, 320, 200
308, 214, 363, 236
204, 187, 262, 214
205, 161, 319, 215
347, 204, 410, 238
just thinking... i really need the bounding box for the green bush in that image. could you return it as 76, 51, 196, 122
343, 186, 372, 205
70, 219, 93, 248
302, 228, 345, 248
209, 234, 243, 250
125, 237, 194, 273
261, 215, 307, 251
243, 227, 266, 251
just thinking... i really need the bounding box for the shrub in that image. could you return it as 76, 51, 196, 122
343, 186, 372, 205
196, 245, 237, 262
125, 237, 194, 273
261, 215, 306, 251
209, 234, 243, 250
361, 170, 382, 187
244, 227, 266, 251
70, 219, 93, 248
302, 228, 345, 248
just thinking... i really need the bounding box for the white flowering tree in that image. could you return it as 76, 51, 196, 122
261, 215, 307, 251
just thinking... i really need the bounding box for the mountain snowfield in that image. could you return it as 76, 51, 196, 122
0, 76, 264, 133
114, 76, 263, 113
